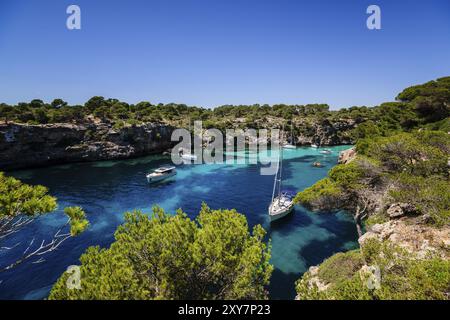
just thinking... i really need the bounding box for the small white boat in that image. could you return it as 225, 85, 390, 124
283, 124, 296, 149
320, 149, 332, 154
181, 153, 197, 161
311, 144, 318, 148
146, 166, 176, 183
269, 193, 294, 222
178, 147, 197, 162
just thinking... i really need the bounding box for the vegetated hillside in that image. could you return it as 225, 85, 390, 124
1, 76, 449, 133
294, 77, 450, 300
0, 77, 449, 170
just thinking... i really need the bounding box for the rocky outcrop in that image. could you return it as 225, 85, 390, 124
359, 220, 450, 259
303, 266, 330, 292
0, 117, 359, 170
295, 118, 357, 146
338, 147, 357, 164
0, 122, 175, 170
386, 202, 417, 218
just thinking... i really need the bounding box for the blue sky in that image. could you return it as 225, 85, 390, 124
0, 0, 449, 109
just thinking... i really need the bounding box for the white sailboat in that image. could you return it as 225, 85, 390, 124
269, 142, 294, 222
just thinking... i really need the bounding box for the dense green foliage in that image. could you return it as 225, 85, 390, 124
0, 172, 89, 271
397, 76, 450, 123
293, 177, 343, 210
49, 204, 273, 300
359, 132, 449, 177
294, 78, 449, 300
294, 159, 380, 211
389, 174, 450, 227
0, 173, 88, 231
296, 130, 450, 227
2, 77, 448, 137
0, 172, 57, 219
296, 239, 450, 300
0, 97, 331, 129
64, 206, 90, 236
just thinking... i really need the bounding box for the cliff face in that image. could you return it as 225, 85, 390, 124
0, 122, 175, 170
295, 119, 356, 146
0, 118, 357, 170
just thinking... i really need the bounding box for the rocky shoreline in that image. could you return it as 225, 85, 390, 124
0, 119, 357, 170
0, 122, 175, 170
296, 145, 450, 299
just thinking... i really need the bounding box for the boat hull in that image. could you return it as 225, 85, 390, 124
269, 196, 295, 222
146, 171, 176, 183
269, 205, 294, 222
181, 154, 197, 161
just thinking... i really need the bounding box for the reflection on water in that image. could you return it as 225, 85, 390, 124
1, 146, 358, 300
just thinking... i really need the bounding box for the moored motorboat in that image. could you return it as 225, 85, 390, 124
181, 153, 197, 161
146, 166, 176, 183
320, 149, 332, 154
283, 124, 296, 149
311, 144, 318, 148
282, 144, 296, 149
178, 148, 197, 162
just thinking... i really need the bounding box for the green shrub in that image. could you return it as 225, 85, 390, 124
318, 250, 364, 284
390, 174, 450, 226
296, 239, 450, 300
49, 204, 273, 300
294, 178, 341, 210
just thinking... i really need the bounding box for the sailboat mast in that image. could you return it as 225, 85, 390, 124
271, 148, 279, 203
291, 122, 294, 144
277, 129, 283, 198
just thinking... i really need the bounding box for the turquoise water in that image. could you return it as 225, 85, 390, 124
0, 146, 358, 299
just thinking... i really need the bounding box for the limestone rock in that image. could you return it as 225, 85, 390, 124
295, 118, 357, 146
359, 220, 450, 259
338, 147, 357, 164
0, 122, 175, 170
386, 203, 417, 218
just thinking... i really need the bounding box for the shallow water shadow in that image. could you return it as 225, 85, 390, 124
269, 268, 301, 300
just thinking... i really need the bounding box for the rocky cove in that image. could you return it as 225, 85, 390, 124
0, 122, 175, 170
0, 118, 357, 170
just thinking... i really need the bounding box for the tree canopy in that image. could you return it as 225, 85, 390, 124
0, 172, 89, 272
49, 204, 273, 300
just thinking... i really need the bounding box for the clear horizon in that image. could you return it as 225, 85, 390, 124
0, 0, 449, 110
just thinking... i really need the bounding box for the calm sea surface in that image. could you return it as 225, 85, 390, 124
1, 146, 358, 299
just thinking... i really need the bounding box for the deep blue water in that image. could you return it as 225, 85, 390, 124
0, 146, 358, 300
